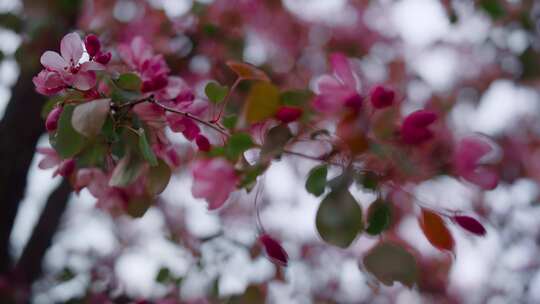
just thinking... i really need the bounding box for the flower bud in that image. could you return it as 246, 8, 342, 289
370, 85, 395, 109
275, 106, 303, 123
195, 135, 211, 152
84, 34, 101, 57
259, 234, 288, 266
94, 51, 111, 65
45, 106, 63, 132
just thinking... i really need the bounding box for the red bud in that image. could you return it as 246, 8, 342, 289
275, 106, 303, 123
370, 85, 395, 109
453, 215, 487, 236
94, 51, 111, 65
259, 234, 288, 266
84, 34, 101, 57
400, 110, 438, 145
56, 158, 76, 177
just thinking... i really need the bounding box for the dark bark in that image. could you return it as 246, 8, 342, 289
15, 179, 72, 283
0, 0, 80, 278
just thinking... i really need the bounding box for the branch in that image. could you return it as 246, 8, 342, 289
15, 179, 71, 283
153, 101, 230, 137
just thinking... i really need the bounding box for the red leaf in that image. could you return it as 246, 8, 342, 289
226, 60, 269, 82
453, 215, 487, 236
419, 209, 454, 252
259, 234, 288, 267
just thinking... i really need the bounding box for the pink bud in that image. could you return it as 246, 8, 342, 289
453, 215, 487, 236
141, 79, 155, 93
84, 34, 101, 57
400, 110, 438, 145
56, 158, 76, 177
195, 135, 211, 152
259, 234, 288, 267
45, 106, 63, 132
275, 106, 303, 123
94, 51, 111, 65
370, 85, 395, 109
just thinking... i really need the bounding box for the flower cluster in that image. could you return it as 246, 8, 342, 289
34, 32, 501, 283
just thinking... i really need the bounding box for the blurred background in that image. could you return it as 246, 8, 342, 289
0, 0, 539, 303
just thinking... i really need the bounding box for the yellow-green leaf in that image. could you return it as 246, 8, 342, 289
244, 82, 280, 124
363, 241, 418, 288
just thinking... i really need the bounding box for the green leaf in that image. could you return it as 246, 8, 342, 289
109, 154, 144, 187
102, 116, 119, 143
225, 133, 253, 161
479, 0, 505, 19
363, 242, 418, 288
146, 159, 171, 196
138, 128, 158, 166
260, 124, 292, 159
116, 72, 142, 91
356, 171, 379, 191
156, 267, 171, 283
280, 89, 313, 106
52, 105, 87, 158
41, 96, 62, 119
366, 200, 391, 235
222, 115, 238, 130
305, 165, 327, 197
205, 81, 229, 104
126, 195, 153, 218
316, 188, 363, 248
71, 98, 111, 137
77, 140, 107, 168
245, 82, 280, 123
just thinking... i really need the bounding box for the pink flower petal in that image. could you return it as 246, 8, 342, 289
329, 52, 358, 90
191, 158, 238, 209
400, 110, 438, 145
40, 51, 67, 71
72, 71, 96, 91
259, 234, 288, 266
60, 32, 84, 66
80, 61, 105, 72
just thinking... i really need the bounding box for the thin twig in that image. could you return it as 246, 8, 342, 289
113, 95, 155, 110
153, 100, 230, 137
212, 78, 241, 123
281, 149, 344, 167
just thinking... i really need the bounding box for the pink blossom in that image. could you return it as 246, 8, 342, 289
191, 158, 238, 209
75, 168, 130, 212
313, 53, 361, 114
39, 32, 105, 91
45, 106, 63, 132
168, 115, 200, 141
454, 136, 499, 190
400, 110, 438, 145
118, 36, 170, 93
32, 70, 66, 96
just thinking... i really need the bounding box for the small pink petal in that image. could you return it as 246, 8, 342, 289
191, 158, 237, 209
370, 85, 395, 109
195, 135, 211, 152
72, 71, 96, 91
400, 110, 438, 145
80, 61, 105, 72
40, 51, 67, 71
60, 32, 84, 66
94, 51, 111, 65
329, 52, 358, 90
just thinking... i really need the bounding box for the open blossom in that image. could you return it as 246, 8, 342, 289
454, 136, 499, 190
313, 53, 362, 114
33, 70, 66, 96
38, 32, 105, 91
400, 110, 438, 145
75, 168, 130, 212
191, 158, 238, 209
